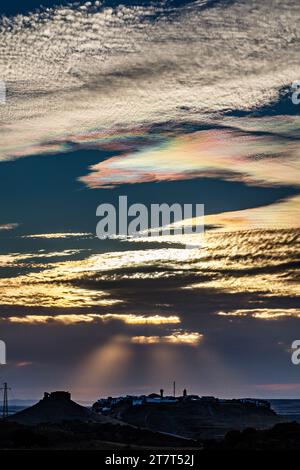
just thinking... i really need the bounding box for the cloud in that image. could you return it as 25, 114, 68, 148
80, 125, 300, 188
0, 223, 19, 231
0, 0, 299, 161
218, 308, 300, 320
131, 331, 203, 346
4, 313, 180, 325
204, 195, 300, 231
21, 232, 93, 239
0, 227, 298, 309
0, 226, 298, 398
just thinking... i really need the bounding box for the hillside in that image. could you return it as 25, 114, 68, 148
1, 419, 196, 450
205, 421, 300, 450
9, 391, 116, 426
109, 400, 284, 440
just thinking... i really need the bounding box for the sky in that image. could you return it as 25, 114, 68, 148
0, 0, 299, 402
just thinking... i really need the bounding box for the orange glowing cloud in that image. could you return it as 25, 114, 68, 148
4, 313, 181, 325
131, 331, 203, 346
218, 308, 300, 320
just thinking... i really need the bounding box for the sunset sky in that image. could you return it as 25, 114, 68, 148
0, 0, 299, 402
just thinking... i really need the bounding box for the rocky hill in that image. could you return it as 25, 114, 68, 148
9, 391, 116, 426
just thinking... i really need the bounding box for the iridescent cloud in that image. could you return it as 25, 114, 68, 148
0, 1, 299, 161
80, 125, 300, 189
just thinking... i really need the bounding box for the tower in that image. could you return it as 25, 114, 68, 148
1, 382, 10, 419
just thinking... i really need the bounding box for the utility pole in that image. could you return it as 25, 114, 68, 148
1, 382, 11, 419
173, 381, 176, 398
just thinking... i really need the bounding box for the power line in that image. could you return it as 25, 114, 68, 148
0, 382, 11, 419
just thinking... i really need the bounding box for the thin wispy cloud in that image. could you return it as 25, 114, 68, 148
0, 223, 19, 231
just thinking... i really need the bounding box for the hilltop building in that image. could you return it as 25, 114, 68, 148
92, 390, 271, 414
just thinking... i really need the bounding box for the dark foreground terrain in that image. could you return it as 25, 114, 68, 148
2, 419, 300, 451
204, 422, 300, 451
0, 420, 197, 450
